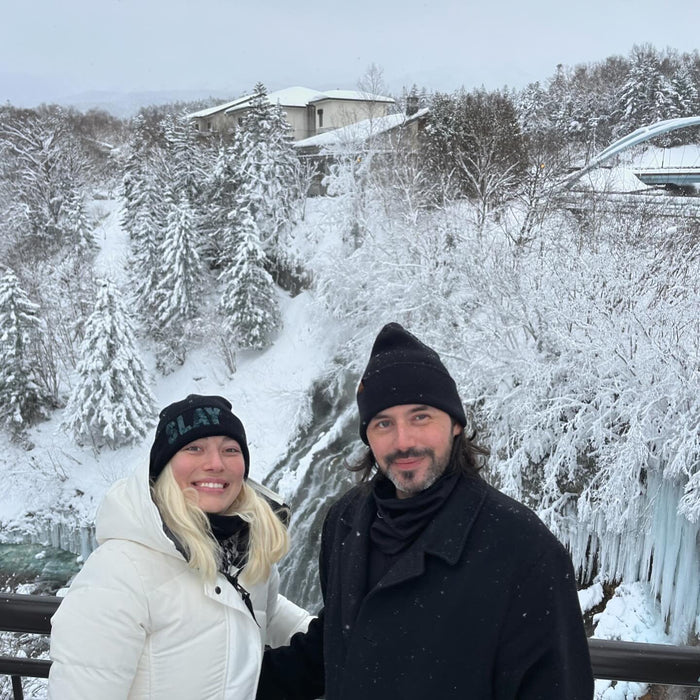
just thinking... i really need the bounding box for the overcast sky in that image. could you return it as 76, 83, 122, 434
2, 0, 700, 107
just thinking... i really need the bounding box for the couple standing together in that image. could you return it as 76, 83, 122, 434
48, 323, 594, 699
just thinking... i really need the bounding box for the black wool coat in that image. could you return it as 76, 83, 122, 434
258, 474, 594, 700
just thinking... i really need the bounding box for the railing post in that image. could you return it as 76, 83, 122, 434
11, 674, 24, 700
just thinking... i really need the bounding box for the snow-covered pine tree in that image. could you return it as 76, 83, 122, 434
616, 46, 678, 137
162, 113, 208, 207
126, 166, 168, 314
150, 191, 206, 371
62, 278, 156, 449
218, 203, 280, 351
0, 269, 51, 437
671, 60, 700, 119
154, 192, 204, 327
235, 83, 302, 254
201, 145, 245, 269
63, 188, 96, 256
121, 116, 173, 318
323, 144, 375, 250
0, 108, 90, 256
120, 115, 151, 238
542, 64, 577, 137
201, 86, 301, 284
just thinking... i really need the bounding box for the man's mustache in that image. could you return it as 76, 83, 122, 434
385, 448, 434, 467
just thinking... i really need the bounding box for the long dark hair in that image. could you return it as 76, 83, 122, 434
348, 424, 488, 483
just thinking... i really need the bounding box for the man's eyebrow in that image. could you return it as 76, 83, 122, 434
371, 405, 433, 421
369, 412, 390, 421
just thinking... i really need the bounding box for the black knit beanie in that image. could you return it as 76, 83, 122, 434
356, 323, 467, 444
149, 394, 250, 480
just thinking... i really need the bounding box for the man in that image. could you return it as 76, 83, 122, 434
258, 322, 594, 699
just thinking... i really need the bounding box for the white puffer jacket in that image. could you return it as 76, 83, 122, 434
48, 463, 311, 700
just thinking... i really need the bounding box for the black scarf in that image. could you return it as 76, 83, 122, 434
207, 512, 258, 624
207, 512, 250, 574
370, 469, 461, 555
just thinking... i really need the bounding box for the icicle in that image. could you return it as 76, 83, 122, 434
563, 471, 700, 641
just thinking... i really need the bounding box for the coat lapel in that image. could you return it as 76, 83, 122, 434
375, 476, 488, 590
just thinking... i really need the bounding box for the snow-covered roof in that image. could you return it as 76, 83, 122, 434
294, 107, 428, 150
188, 86, 396, 119
187, 94, 251, 118
309, 89, 394, 104
225, 86, 323, 113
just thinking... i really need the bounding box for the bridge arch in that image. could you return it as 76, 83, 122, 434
561, 116, 700, 190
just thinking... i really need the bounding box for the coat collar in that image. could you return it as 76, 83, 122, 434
421, 474, 488, 563
336, 474, 488, 608
96, 461, 182, 559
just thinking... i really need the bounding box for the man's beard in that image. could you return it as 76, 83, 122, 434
380, 446, 450, 496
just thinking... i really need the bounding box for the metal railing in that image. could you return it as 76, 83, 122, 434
2, 593, 700, 698
588, 638, 700, 687
0, 593, 59, 700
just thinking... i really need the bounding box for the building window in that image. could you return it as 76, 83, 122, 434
318, 109, 324, 128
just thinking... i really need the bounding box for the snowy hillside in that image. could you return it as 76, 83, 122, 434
0, 196, 343, 525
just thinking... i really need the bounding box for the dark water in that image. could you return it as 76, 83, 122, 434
0, 543, 81, 594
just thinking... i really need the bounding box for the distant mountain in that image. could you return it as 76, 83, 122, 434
1, 73, 242, 117
53, 89, 243, 117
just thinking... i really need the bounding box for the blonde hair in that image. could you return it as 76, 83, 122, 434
152, 464, 289, 586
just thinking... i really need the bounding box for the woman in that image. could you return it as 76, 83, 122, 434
48, 394, 311, 699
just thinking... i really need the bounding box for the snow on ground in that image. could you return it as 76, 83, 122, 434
593, 583, 671, 645
91, 197, 131, 284
577, 167, 649, 194
592, 582, 673, 699
578, 581, 678, 699
579, 582, 605, 613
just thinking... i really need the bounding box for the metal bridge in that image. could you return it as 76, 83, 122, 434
561, 116, 700, 190
631, 166, 700, 187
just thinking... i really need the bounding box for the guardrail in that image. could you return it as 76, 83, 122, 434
2, 593, 700, 698
1, 593, 60, 700
588, 638, 700, 687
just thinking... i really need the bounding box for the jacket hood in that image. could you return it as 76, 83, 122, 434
95, 461, 181, 560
